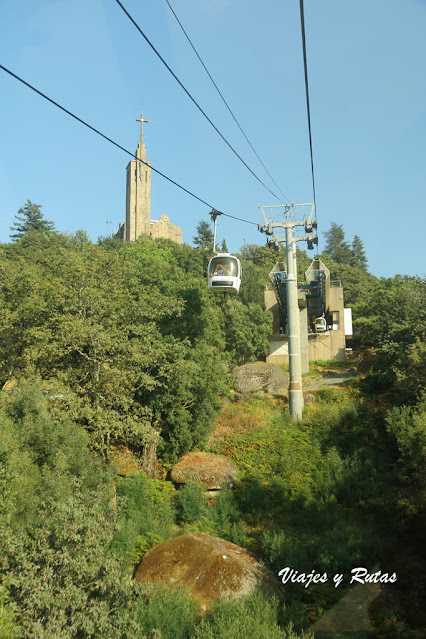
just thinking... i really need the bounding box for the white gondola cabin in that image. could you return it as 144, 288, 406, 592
208, 253, 241, 294
314, 317, 327, 333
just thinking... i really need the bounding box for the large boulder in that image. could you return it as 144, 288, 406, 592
134, 532, 277, 612
170, 452, 237, 490
234, 362, 289, 394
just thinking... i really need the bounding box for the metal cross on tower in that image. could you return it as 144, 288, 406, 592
135, 112, 157, 142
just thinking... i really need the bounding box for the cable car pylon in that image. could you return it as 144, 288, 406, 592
258, 203, 318, 421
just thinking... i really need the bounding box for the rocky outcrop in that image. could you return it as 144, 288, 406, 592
233, 362, 289, 394
171, 452, 237, 489
134, 532, 277, 612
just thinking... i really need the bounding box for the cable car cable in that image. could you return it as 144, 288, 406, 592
0, 63, 258, 228
0, 64, 212, 208
299, 0, 319, 249
164, 0, 291, 204
113, 0, 284, 204
220, 212, 258, 227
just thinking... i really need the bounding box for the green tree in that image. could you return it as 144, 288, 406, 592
0, 382, 146, 639
219, 298, 272, 365
237, 243, 284, 306
0, 239, 161, 458
356, 275, 426, 404
0, 231, 279, 462
317, 258, 377, 308
0, 234, 233, 461
351, 235, 368, 271
10, 200, 55, 241
238, 260, 268, 306
193, 220, 214, 248
323, 222, 352, 264
240, 243, 281, 269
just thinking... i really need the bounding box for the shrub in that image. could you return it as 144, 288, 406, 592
235, 477, 270, 524
176, 481, 207, 523
194, 593, 313, 639
112, 474, 176, 563
0, 380, 108, 529
0, 583, 22, 639
315, 386, 349, 404
1, 494, 146, 639
261, 530, 310, 574
385, 400, 426, 513
135, 585, 199, 639
130, 532, 163, 565
208, 488, 249, 545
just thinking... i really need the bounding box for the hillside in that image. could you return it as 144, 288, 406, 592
0, 221, 425, 638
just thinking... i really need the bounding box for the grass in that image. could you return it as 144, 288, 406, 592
309, 360, 354, 370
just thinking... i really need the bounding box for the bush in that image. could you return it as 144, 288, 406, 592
194, 593, 313, 639
0, 583, 22, 639
1, 495, 145, 639
314, 387, 348, 403
208, 488, 249, 546
0, 380, 109, 528
176, 481, 207, 523
112, 474, 176, 563
135, 585, 199, 639
261, 530, 310, 575
385, 400, 426, 514
0, 383, 146, 638
235, 477, 270, 524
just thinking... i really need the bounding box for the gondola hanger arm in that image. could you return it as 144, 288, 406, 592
209, 209, 223, 254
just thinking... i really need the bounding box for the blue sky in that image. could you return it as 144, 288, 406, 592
0, 0, 425, 277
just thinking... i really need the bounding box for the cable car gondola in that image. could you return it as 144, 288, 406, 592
207, 210, 242, 294
208, 253, 241, 294
314, 316, 327, 333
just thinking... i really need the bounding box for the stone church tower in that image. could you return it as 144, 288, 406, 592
125, 115, 151, 242
114, 114, 182, 244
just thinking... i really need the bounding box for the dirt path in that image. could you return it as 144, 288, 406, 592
304, 369, 356, 390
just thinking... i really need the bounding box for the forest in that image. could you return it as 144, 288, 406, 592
0, 202, 425, 638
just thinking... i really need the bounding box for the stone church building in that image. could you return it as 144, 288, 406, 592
114, 115, 182, 244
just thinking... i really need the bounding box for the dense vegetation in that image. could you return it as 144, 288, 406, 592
0, 213, 273, 463
0, 204, 424, 638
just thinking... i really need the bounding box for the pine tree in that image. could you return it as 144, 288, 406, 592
221, 238, 229, 252
10, 200, 55, 241
351, 235, 368, 271
323, 222, 352, 264
193, 219, 214, 248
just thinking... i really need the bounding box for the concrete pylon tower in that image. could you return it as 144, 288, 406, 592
125, 113, 152, 242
